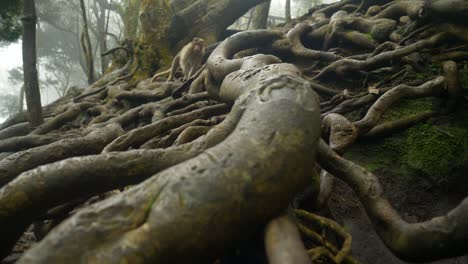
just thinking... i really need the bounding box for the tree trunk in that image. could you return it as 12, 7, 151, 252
18, 84, 24, 113
94, 0, 111, 74
21, 0, 43, 126
123, 0, 143, 39
136, 0, 266, 75
252, 1, 271, 29
285, 0, 292, 23
80, 0, 95, 84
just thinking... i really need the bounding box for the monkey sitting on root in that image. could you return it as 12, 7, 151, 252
151, 37, 206, 82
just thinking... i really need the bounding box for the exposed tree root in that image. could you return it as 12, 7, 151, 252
31, 102, 97, 135
140, 115, 225, 149
313, 33, 447, 80
353, 76, 445, 134
17, 75, 321, 263
287, 23, 341, 61
103, 103, 229, 152
0, 124, 123, 188
317, 140, 468, 262
0, 134, 68, 152
296, 209, 353, 264
1, 0, 468, 262
0, 108, 242, 257
361, 110, 437, 138
0, 123, 33, 141
265, 215, 311, 264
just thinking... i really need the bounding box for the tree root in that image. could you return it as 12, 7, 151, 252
362, 110, 437, 138
0, 124, 124, 188
0, 134, 68, 152
317, 140, 468, 262
103, 103, 229, 152
353, 76, 445, 134
31, 102, 98, 135
0, 108, 242, 258
265, 215, 311, 264
173, 125, 215, 146
296, 209, 353, 264
322, 113, 358, 154
313, 33, 447, 80
0, 122, 33, 141
140, 115, 225, 149
287, 23, 341, 61
17, 74, 321, 263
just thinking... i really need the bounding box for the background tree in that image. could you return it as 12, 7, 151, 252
285, 0, 291, 23
132, 0, 267, 75
22, 0, 43, 126
252, 1, 272, 29
80, 0, 96, 84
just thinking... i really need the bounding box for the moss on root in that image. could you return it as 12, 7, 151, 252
348, 97, 468, 189
404, 123, 467, 184
382, 98, 436, 121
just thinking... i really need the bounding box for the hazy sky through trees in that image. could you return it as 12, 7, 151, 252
0, 0, 338, 121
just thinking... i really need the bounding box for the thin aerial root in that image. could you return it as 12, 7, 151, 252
295, 209, 352, 264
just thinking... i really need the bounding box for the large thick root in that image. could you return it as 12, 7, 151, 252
18, 75, 321, 263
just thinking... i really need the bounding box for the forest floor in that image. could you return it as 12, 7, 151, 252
2, 0, 468, 262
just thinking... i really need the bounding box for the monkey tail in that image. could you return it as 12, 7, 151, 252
150, 69, 171, 82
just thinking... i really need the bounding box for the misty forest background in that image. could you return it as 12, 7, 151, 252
0, 0, 332, 121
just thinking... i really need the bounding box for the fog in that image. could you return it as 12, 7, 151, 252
0, 0, 338, 122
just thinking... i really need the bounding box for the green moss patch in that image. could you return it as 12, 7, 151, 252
460, 67, 468, 90
382, 98, 436, 122
404, 123, 468, 184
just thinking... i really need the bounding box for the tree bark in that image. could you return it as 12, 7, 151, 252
80, 0, 95, 84
136, 0, 266, 74
252, 1, 271, 29
285, 0, 291, 23
18, 84, 24, 113
94, 0, 112, 74
21, 0, 43, 126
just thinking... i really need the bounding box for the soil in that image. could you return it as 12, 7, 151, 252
328, 144, 468, 264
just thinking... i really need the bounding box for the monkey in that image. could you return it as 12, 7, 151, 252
151, 37, 205, 82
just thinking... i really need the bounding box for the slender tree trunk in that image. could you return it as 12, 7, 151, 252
19, 84, 25, 113
252, 1, 271, 29
80, 0, 95, 84
21, 0, 43, 126
285, 0, 291, 23
246, 9, 254, 29
94, 0, 111, 74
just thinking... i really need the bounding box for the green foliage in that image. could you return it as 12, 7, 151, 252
0, 0, 22, 45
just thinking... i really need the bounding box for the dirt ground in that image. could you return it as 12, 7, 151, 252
330, 146, 468, 264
